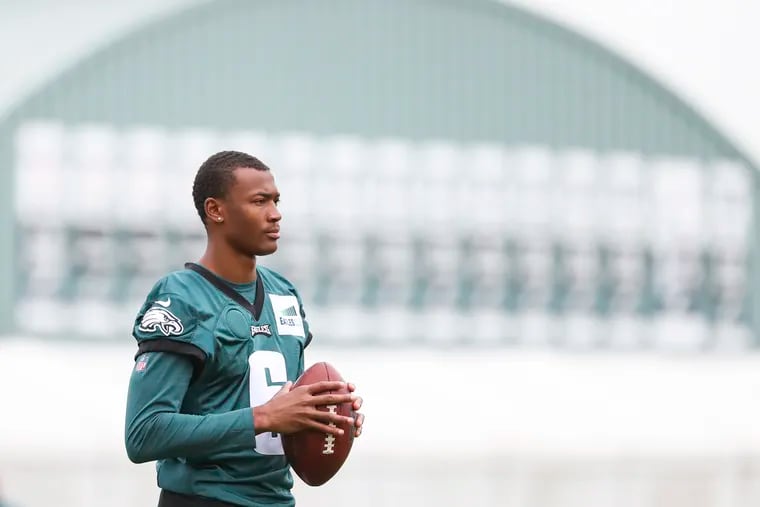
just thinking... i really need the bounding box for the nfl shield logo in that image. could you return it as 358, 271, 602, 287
135, 354, 149, 372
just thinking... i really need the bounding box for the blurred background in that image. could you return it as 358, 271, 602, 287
2, 0, 760, 505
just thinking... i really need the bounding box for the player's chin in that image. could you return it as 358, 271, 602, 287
253, 239, 279, 256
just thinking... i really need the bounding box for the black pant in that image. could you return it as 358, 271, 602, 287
158, 489, 242, 507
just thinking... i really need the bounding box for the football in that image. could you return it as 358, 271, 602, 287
282, 362, 355, 486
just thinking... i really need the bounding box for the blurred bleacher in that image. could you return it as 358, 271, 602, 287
12, 122, 753, 350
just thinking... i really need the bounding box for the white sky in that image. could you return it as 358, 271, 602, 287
509, 0, 760, 164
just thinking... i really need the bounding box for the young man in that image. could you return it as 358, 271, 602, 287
125, 151, 364, 506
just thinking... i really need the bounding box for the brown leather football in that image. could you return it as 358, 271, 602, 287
282, 362, 355, 486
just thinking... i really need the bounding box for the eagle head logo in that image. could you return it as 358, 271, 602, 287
138, 305, 184, 336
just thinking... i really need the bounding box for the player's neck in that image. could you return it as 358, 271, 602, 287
197, 242, 257, 284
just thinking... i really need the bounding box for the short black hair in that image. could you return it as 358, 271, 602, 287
192, 150, 270, 223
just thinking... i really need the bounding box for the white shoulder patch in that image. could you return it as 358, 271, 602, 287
268, 294, 305, 338
138, 304, 184, 336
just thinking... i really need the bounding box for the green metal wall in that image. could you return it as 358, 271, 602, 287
3, 0, 745, 155
0, 0, 756, 340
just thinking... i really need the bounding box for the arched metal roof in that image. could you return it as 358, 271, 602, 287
0, 0, 757, 338
1, 0, 750, 160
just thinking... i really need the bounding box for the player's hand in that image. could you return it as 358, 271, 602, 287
347, 382, 365, 438
253, 381, 356, 437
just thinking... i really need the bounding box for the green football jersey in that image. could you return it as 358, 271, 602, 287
126, 263, 312, 506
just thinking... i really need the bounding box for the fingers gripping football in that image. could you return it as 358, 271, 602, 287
347, 382, 364, 438
254, 380, 355, 436
281, 362, 358, 487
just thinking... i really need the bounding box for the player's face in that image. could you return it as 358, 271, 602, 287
223, 168, 282, 257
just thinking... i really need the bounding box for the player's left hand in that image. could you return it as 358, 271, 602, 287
347, 383, 364, 437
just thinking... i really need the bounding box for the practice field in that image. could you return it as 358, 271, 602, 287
2, 337, 760, 506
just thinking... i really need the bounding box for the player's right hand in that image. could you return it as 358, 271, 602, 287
253, 381, 356, 436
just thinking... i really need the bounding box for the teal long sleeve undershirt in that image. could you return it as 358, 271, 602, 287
125, 351, 255, 464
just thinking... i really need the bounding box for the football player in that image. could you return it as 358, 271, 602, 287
125, 151, 364, 506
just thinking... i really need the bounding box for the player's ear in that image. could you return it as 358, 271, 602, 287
205, 197, 224, 224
